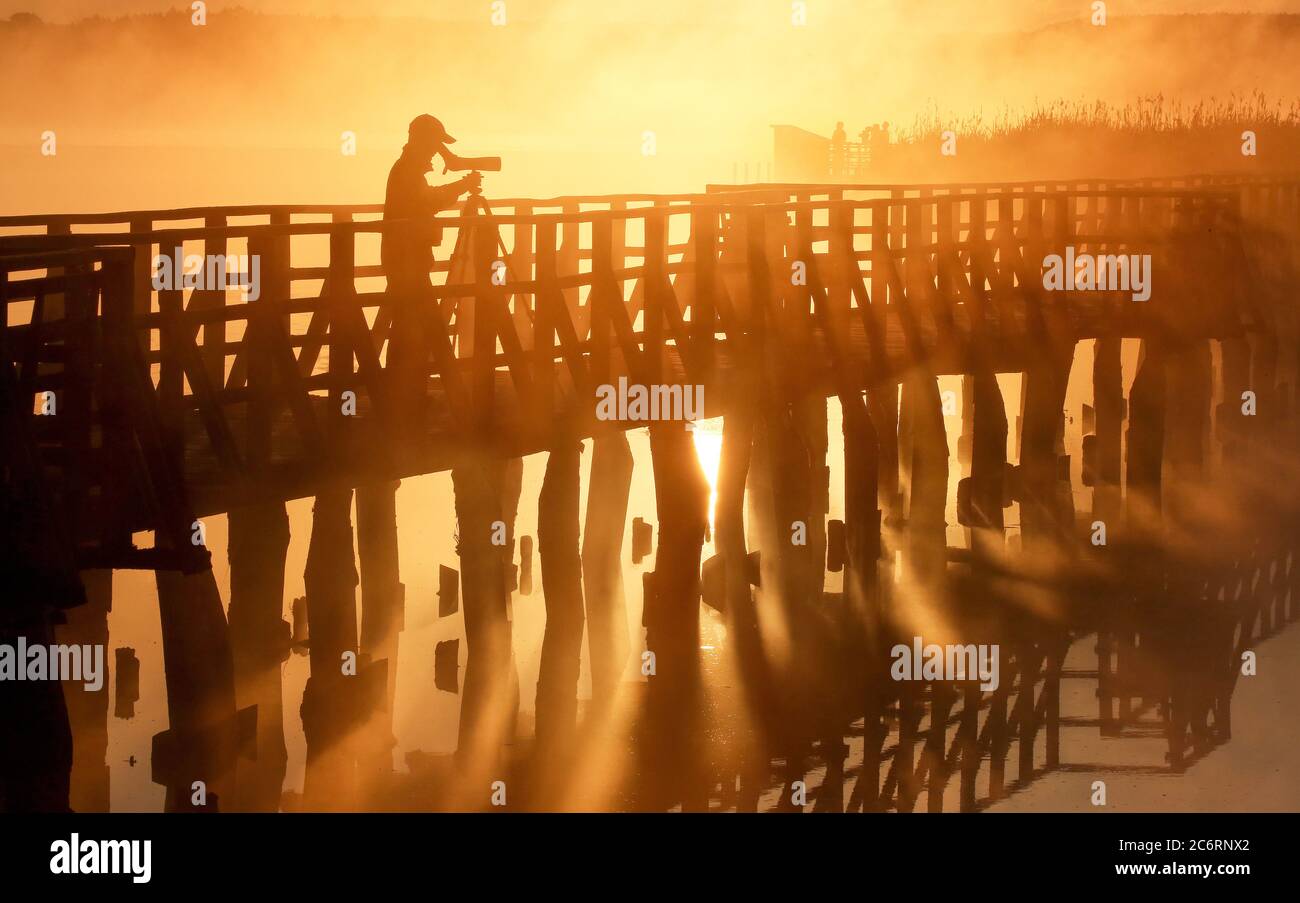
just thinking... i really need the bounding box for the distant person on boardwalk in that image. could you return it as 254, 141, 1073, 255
859, 124, 877, 169
830, 120, 847, 177
382, 114, 481, 419
870, 121, 891, 170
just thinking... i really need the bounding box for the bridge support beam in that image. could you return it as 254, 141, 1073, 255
902, 373, 949, 584
1244, 333, 1287, 635
227, 502, 290, 812
1164, 340, 1217, 761
300, 489, 360, 811
536, 440, 586, 755
56, 569, 111, 812
451, 456, 520, 791
643, 423, 709, 810
1117, 341, 1167, 742
1092, 338, 1124, 527
1126, 343, 1168, 546
582, 432, 633, 709
1020, 360, 1072, 551
5, 234, 92, 814
153, 567, 240, 812
872, 385, 903, 528
965, 371, 1012, 794
798, 395, 830, 602
968, 372, 1008, 565
357, 480, 404, 788
716, 383, 771, 811
1092, 338, 1125, 735
901, 373, 949, 811
841, 388, 883, 812
1164, 342, 1213, 538
795, 393, 849, 812
748, 400, 821, 806
0, 617, 74, 812
1015, 357, 1072, 784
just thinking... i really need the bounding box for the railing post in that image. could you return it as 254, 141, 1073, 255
904, 199, 927, 327
828, 202, 853, 336
157, 274, 185, 483
329, 214, 357, 453
692, 205, 716, 377
644, 208, 667, 386
534, 220, 558, 431
471, 208, 497, 437
610, 199, 627, 271
98, 254, 136, 551
935, 201, 958, 342
511, 204, 535, 347
245, 233, 274, 478
746, 206, 774, 401
560, 201, 580, 326
129, 217, 153, 346
200, 214, 228, 389
869, 200, 901, 523
590, 215, 613, 390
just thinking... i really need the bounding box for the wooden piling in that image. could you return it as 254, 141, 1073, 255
968, 372, 1008, 563
747, 402, 818, 796
153, 567, 241, 812
451, 456, 517, 785
227, 502, 290, 812
1092, 337, 1124, 734
582, 433, 633, 707
1092, 337, 1124, 527
0, 619, 74, 811
842, 394, 881, 633
716, 384, 771, 810
56, 568, 111, 812
300, 489, 360, 811
1016, 352, 1072, 773
1126, 343, 1167, 540
1, 228, 76, 813
1164, 342, 1213, 542
902, 374, 949, 581
794, 394, 848, 810
643, 423, 710, 809
796, 394, 830, 601
536, 440, 586, 752
871, 385, 903, 530
1018, 361, 1071, 550
357, 479, 404, 781
1118, 342, 1167, 733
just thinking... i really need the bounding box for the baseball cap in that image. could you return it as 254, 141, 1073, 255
408, 114, 456, 145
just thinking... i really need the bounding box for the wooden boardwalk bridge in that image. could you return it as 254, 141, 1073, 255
2, 173, 1298, 812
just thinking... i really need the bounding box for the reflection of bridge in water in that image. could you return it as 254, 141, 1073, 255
2, 175, 1297, 812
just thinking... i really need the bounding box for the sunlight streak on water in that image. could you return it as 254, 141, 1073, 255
691, 418, 724, 540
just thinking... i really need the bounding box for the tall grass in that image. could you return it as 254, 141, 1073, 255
900, 93, 1300, 144
869, 93, 1300, 181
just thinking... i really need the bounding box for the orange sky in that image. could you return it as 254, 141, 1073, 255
6, 0, 1300, 26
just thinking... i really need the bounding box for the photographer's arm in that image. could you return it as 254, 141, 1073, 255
423, 174, 479, 212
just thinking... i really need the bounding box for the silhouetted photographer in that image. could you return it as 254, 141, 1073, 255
383, 114, 501, 427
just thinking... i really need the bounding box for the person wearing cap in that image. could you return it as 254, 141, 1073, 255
383, 114, 480, 422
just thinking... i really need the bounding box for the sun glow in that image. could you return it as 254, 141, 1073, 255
690, 418, 724, 538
